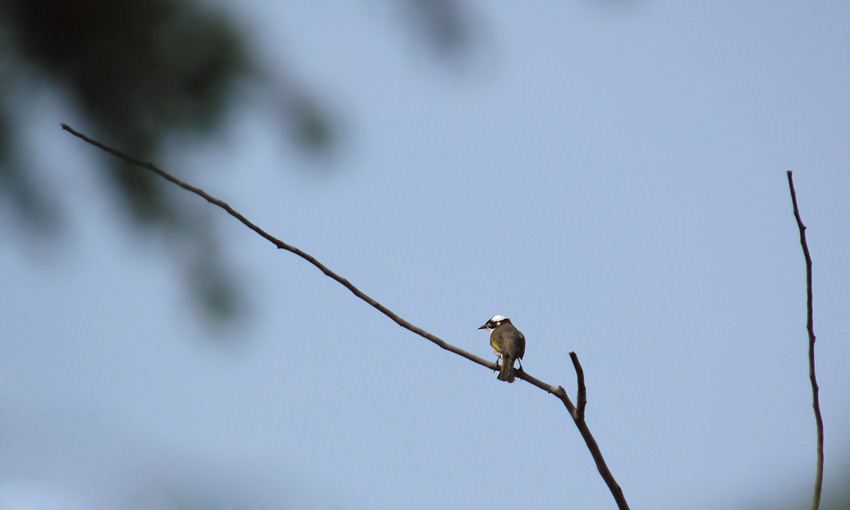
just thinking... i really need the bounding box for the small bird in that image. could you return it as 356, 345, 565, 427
479, 315, 526, 383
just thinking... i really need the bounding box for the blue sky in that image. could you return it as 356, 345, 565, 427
2, 2, 850, 509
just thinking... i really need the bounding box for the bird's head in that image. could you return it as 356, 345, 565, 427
478, 315, 510, 331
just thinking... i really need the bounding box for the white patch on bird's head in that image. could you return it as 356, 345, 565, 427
479, 314, 510, 331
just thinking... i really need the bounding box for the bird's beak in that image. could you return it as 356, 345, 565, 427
478, 323, 488, 330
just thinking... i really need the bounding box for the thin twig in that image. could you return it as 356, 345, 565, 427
570, 351, 587, 422
512, 360, 624, 505
62, 123, 630, 510
786, 171, 823, 510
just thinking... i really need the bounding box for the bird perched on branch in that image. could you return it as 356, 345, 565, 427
479, 315, 525, 383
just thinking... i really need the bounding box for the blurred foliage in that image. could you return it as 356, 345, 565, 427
757, 467, 850, 510
0, 0, 475, 324
0, 0, 259, 324
405, 0, 474, 56
2, 0, 248, 217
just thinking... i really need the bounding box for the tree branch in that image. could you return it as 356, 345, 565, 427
786, 171, 823, 510
570, 351, 587, 422
62, 123, 630, 510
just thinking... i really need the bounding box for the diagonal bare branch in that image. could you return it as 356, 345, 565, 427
786, 171, 824, 510
62, 123, 630, 510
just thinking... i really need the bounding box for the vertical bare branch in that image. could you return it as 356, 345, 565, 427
786, 171, 823, 510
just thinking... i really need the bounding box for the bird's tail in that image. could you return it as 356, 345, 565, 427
499, 355, 515, 383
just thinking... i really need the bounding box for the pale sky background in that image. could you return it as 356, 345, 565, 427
2, 2, 850, 509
